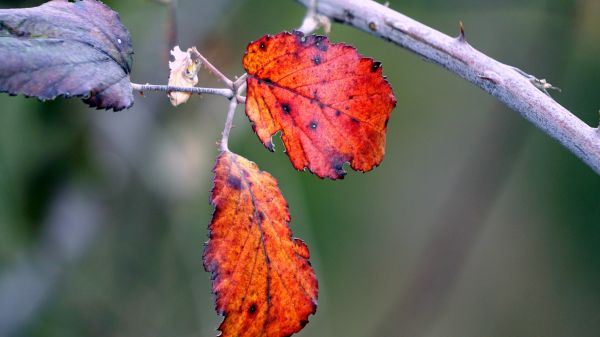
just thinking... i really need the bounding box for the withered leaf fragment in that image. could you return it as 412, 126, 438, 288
167, 46, 201, 106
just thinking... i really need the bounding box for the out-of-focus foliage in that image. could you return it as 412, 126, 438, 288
0, 0, 134, 110
0, 1, 599, 337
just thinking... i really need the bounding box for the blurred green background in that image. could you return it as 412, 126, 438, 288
1, 0, 599, 336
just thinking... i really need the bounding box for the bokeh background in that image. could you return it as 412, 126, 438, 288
1, 0, 599, 336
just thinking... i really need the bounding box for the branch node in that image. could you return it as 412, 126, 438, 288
369, 21, 377, 32
299, 13, 332, 34
477, 70, 502, 87
298, 0, 331, 34
510, 66, 561, 96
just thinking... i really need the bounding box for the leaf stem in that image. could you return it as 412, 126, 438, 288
189, 49, 233, 88
220, 98, 238, 152
298, 0, 318, 34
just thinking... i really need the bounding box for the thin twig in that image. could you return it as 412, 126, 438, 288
220, 98, 238, 152
166, 0, 178, 50
297, 0, 331, 34
296, 0, 600, 175
131, 82, 234, 98
189, 49, 233, 88
298, 0, 317, 34
233, 73, 248, 89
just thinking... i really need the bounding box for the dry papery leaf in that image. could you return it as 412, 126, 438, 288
168, 46, 201, 106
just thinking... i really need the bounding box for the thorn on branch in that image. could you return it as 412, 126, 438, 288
458, 21, 466, 42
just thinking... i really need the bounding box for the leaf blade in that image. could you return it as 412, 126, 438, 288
204, 151, 318, 337
0, 0, 134, 111
244, 31, 396, 179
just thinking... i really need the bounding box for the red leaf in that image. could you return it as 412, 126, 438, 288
243, 31, 396, 179
204, 151, 318, 337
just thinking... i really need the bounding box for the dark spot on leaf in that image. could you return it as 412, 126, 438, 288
349, 95, 354, 100
335, 110, 341, 117
309, 121, 318, 130
313, 56, 321, 65
263, 78, 273, 84
316, 42, 328, 52
249, 304, 257, 314
384, 117, 389, 127
351, 117, 359, 124
300, 320, 309, 327
266, 141, 274, 152
332, 159, 347, 178
295, 33, 308, 45
256, 211, 265, 223
318, 103, 325, 109
227, 175, 242, 190
282, 103, 290, 114
371, 61, 381, 72
259, 42, 266, 50
314, 36, 328, 51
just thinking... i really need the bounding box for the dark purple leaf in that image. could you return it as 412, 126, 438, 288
0, 0, 134, 111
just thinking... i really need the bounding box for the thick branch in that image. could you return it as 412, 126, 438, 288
297, 0, 600, 174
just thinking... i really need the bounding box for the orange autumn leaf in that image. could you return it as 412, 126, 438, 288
203, 151, 318, 337
243, 31, 396, 179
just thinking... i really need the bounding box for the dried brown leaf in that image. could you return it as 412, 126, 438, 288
167, 46, 201, 106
